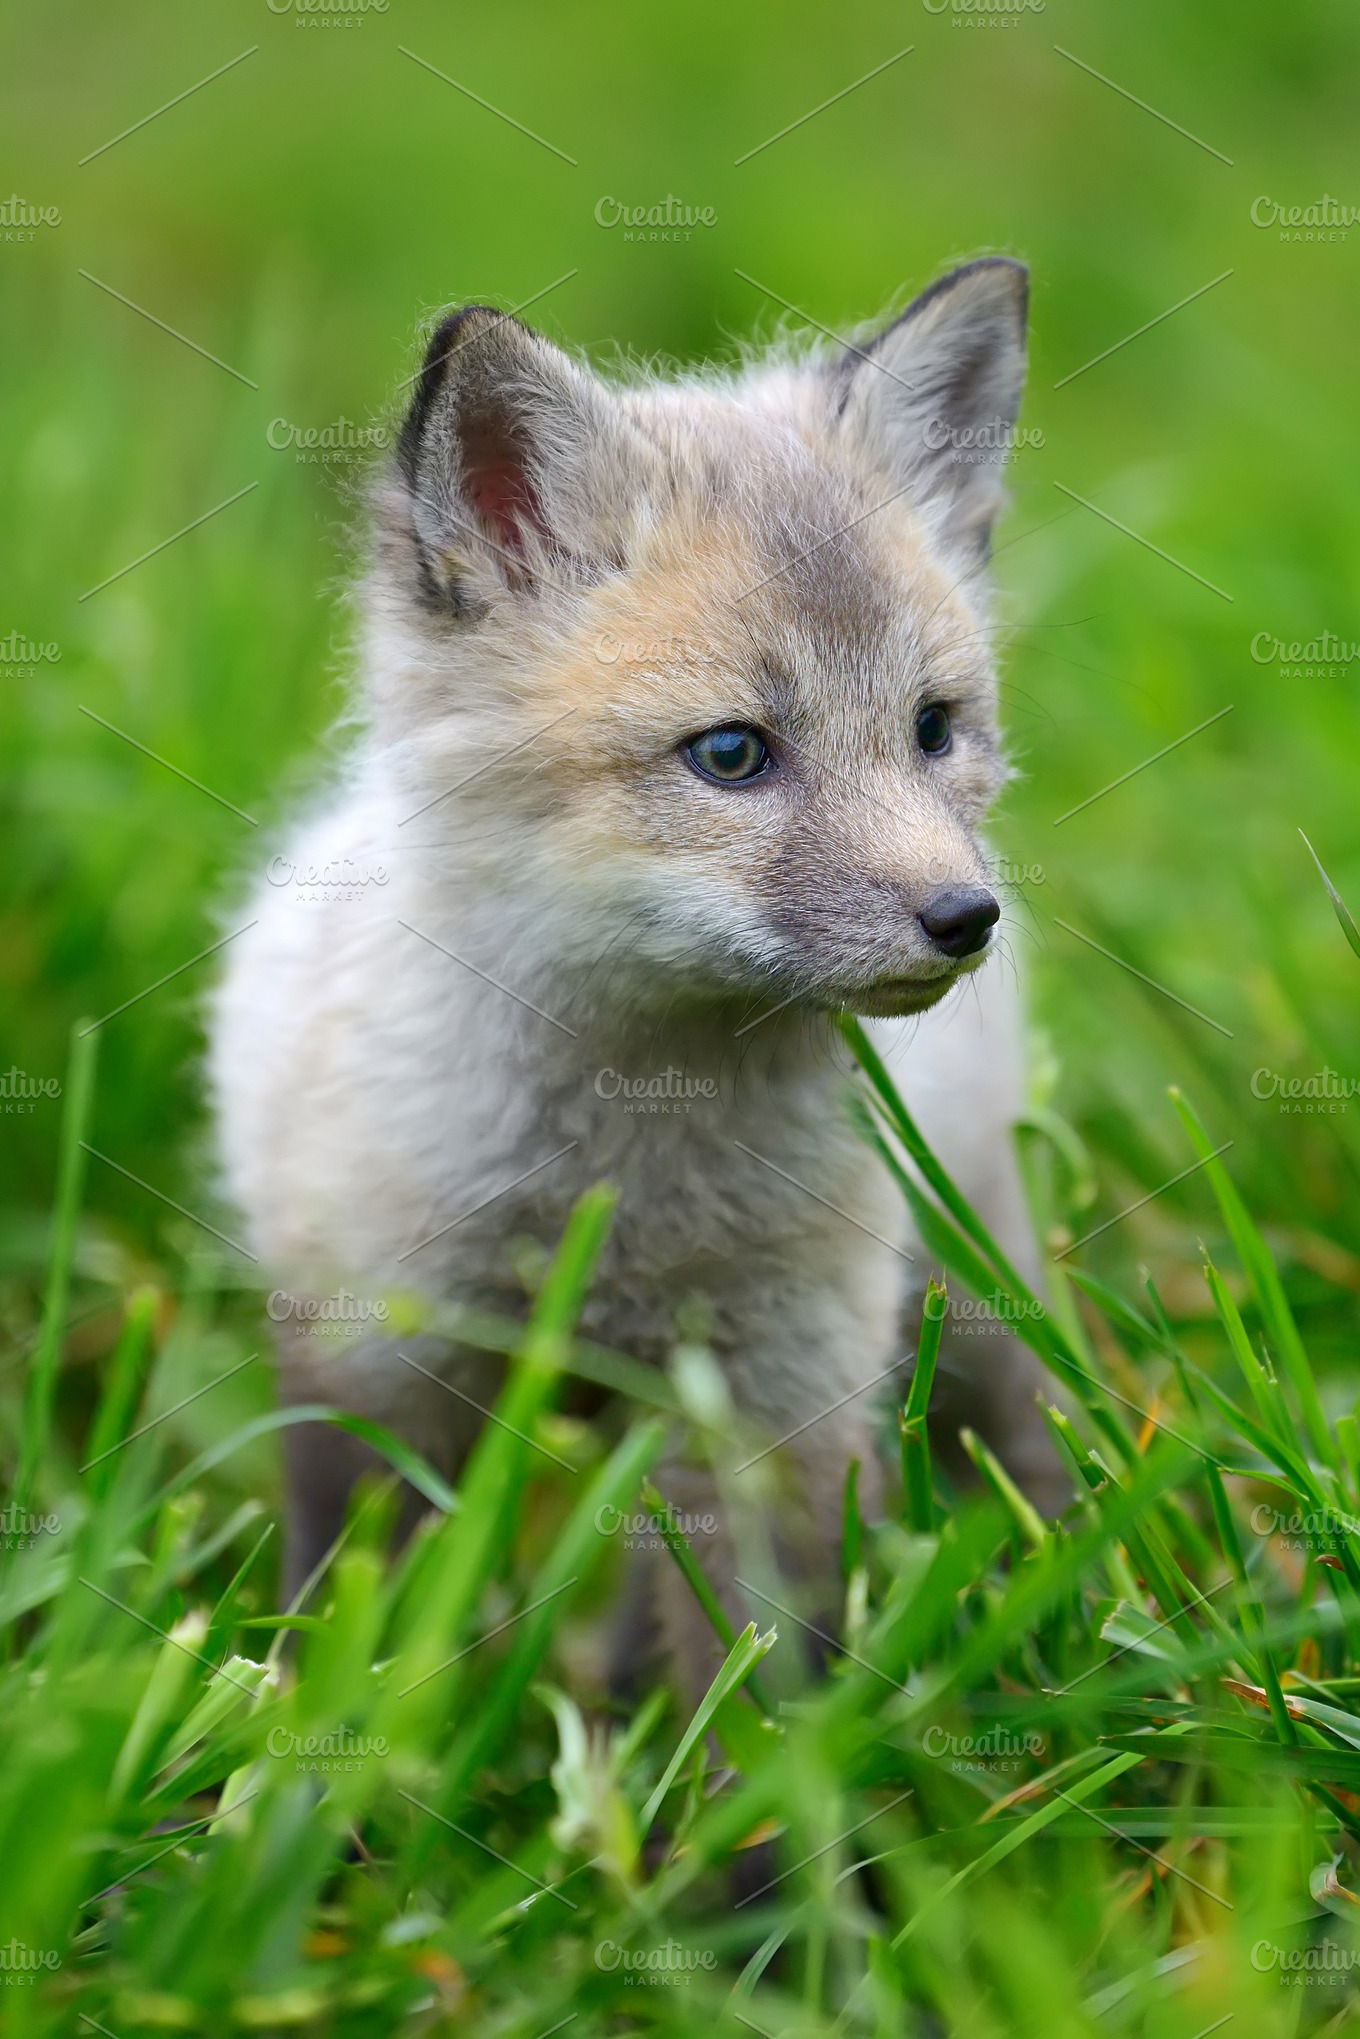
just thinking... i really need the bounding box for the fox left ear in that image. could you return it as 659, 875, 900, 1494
829, 257, 1029, 569
394, 306, 657, 611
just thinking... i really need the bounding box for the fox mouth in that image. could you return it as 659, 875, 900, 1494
735, 945, 990, 1024
841, 948, 991, 1018
844, 974, 960, 1018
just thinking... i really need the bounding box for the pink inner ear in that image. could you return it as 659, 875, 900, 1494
464, 423, 551, 557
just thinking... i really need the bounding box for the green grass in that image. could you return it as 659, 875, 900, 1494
6, 0, 1360, 1306
8, 981, 1360, 2033
4, 0, 1360, 2029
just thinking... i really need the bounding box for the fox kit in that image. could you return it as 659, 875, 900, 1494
210, 256, 1063, 1681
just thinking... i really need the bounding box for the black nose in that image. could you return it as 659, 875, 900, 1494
918, 886, 1000, 959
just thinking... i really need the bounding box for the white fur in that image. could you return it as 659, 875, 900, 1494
208, 260, 1059, 1629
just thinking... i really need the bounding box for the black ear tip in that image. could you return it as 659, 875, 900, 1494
841, 257, 1029, 390
966, 255, 1029, 283
968, 255, 1029, 325
397, 304, 508, 487
909, 256, 1029, 331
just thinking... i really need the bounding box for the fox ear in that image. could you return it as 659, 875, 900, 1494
395, 307, 652, 608
829, 258, 1029, 569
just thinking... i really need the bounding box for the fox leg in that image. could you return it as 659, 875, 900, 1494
272, 1326, 498, 1599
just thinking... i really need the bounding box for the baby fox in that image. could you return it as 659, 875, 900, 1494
210, 257, 1062, 1675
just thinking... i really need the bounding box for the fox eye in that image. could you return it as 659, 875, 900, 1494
684, 724, 772, 785
916, 704, 952, 755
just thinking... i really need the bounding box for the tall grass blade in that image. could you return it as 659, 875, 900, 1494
1300, 827, 1360, 962
17, 1021, 98, 1511
1171, 1086, 1333, 1466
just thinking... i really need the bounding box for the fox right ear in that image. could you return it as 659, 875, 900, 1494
829, 258, 1029, 571
395, 307, 654, 611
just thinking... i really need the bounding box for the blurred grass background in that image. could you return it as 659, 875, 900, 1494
1, 0, 1358, 1386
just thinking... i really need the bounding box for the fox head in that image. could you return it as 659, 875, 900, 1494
370, 258, 1029, 1021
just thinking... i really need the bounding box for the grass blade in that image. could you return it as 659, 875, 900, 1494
639, 1621, 777, 1832
133, 1404, 459, 1528
83, 1287, 159, 1499
17, 1021, 99, 1511
901, 1277, 945, 1533
642, 1479, 735, 1653
1300, 827, 1360, 962
1171, 1087, 1333, 1467
430, 1419, 669, 1809
892, 1751, 1144, 1944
